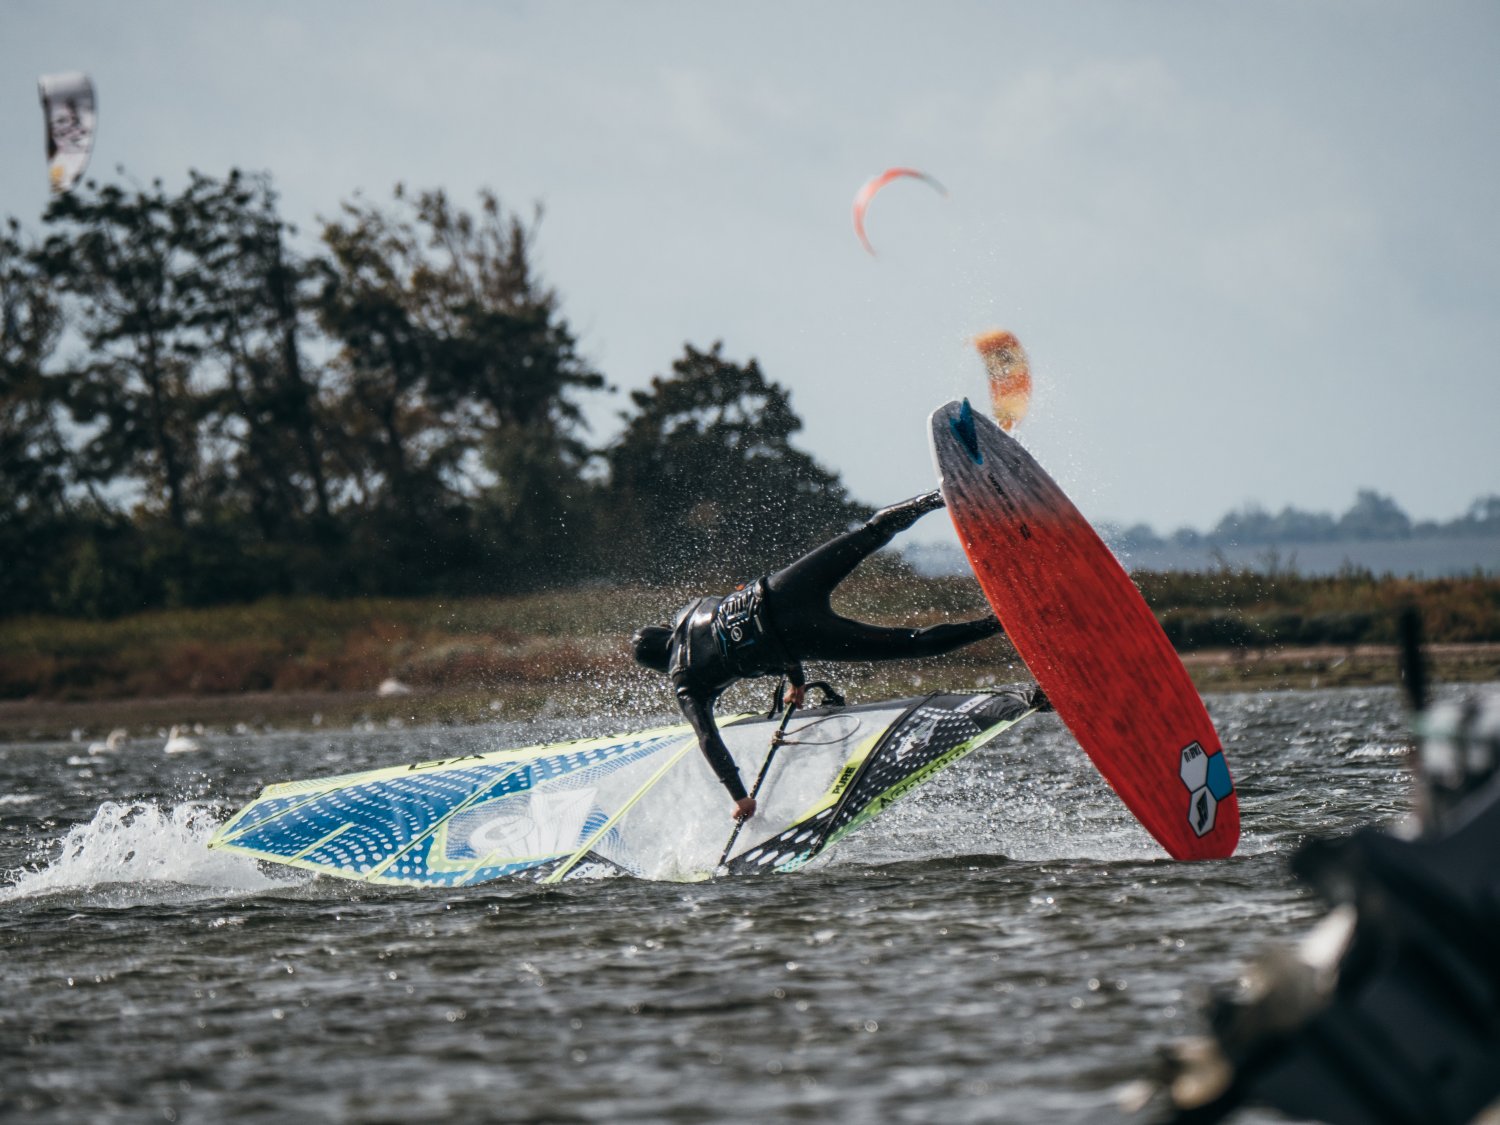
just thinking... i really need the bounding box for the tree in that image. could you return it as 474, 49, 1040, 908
36, 179, 208, 535
0, 221, 74, 609
1267, 506, 1337, 542
315, 189, 450, 530
1457, 496, 1500, 536
406, 190, 606, 589
1210, 503, 1276, 545
179, 170, 332, 541
315, 186, 605, 592
1210, 503, 1339, 544
1338, 489, 1412, 540
604, 342, 869, 583
1110, 523, 1164, 550
0, 222, 67, 517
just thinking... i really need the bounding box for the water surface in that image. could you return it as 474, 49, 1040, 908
1, 686, 1429, 1122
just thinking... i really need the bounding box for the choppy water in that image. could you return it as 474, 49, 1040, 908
0, 686, 1439, 1123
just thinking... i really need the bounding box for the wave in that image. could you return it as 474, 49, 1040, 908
1, 800, 305, 903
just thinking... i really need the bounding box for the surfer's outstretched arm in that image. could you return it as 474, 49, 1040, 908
766, 491, 944, 600
675, 684, 753, 816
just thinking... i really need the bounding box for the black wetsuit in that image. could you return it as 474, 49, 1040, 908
662, 493, 1002, 800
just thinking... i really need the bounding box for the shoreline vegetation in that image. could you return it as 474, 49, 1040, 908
3, 568, 1496, 744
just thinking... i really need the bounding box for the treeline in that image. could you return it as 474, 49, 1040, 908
1133, 569, 1500, 651
1109, 490, 1500, 551
1, 170, 868, 619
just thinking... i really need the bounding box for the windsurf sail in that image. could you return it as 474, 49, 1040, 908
209, 690, 1035, 886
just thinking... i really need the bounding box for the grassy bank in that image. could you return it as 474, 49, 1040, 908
0, 569, 1496, 742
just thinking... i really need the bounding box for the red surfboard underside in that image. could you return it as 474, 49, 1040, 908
930, 401, 1238, 860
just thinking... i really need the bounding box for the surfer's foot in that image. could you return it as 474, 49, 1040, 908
875, 490, 945, 532
912, 489, 945, 514
964, 614, 1004, 640
1028, 683, 1053, 712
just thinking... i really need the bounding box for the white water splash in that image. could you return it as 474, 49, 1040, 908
2, 801, 302, 902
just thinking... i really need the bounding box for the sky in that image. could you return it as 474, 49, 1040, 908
4, 0, 1498, 544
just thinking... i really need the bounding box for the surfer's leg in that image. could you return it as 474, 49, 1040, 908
785, 613, 1001, 663
766, 492, 945, 601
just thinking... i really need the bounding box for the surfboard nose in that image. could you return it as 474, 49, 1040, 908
948, 399, 984, 464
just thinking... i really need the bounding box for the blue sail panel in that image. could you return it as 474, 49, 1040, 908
211, 731, 688, 884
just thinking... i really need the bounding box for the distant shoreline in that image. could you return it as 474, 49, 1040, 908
2, 572, 1497, 743
905, 535, 1500, 579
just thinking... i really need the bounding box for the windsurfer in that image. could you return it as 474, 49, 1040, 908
632, 491, 1004, 820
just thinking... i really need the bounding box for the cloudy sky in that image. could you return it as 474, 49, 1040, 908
5, 1, 1497, 542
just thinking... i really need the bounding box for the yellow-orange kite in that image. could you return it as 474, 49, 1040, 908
973, 330, 1032, 432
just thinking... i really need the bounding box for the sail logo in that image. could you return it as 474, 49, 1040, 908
1179, 742, 1234, 837
891, 713, 941, 762
829, 764, 859, 797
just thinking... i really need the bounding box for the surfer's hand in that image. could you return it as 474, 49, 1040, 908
733, 797, 757, 821
914, 489, 945, 514
785, 683, 806, 708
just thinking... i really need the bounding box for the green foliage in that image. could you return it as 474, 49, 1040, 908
36, 179, 209, 533
1159, 610, 1264, 650
1136, 569, 1500, 649
1338, 489, 1412, 540
1210, 503, 1338, 544
178, 170, 334, 540
0, 221, 74, 612
1141, 488, 1499, 547
602, 342, 870, 584
312, 184, 608, 595
1, 171, 883, 618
